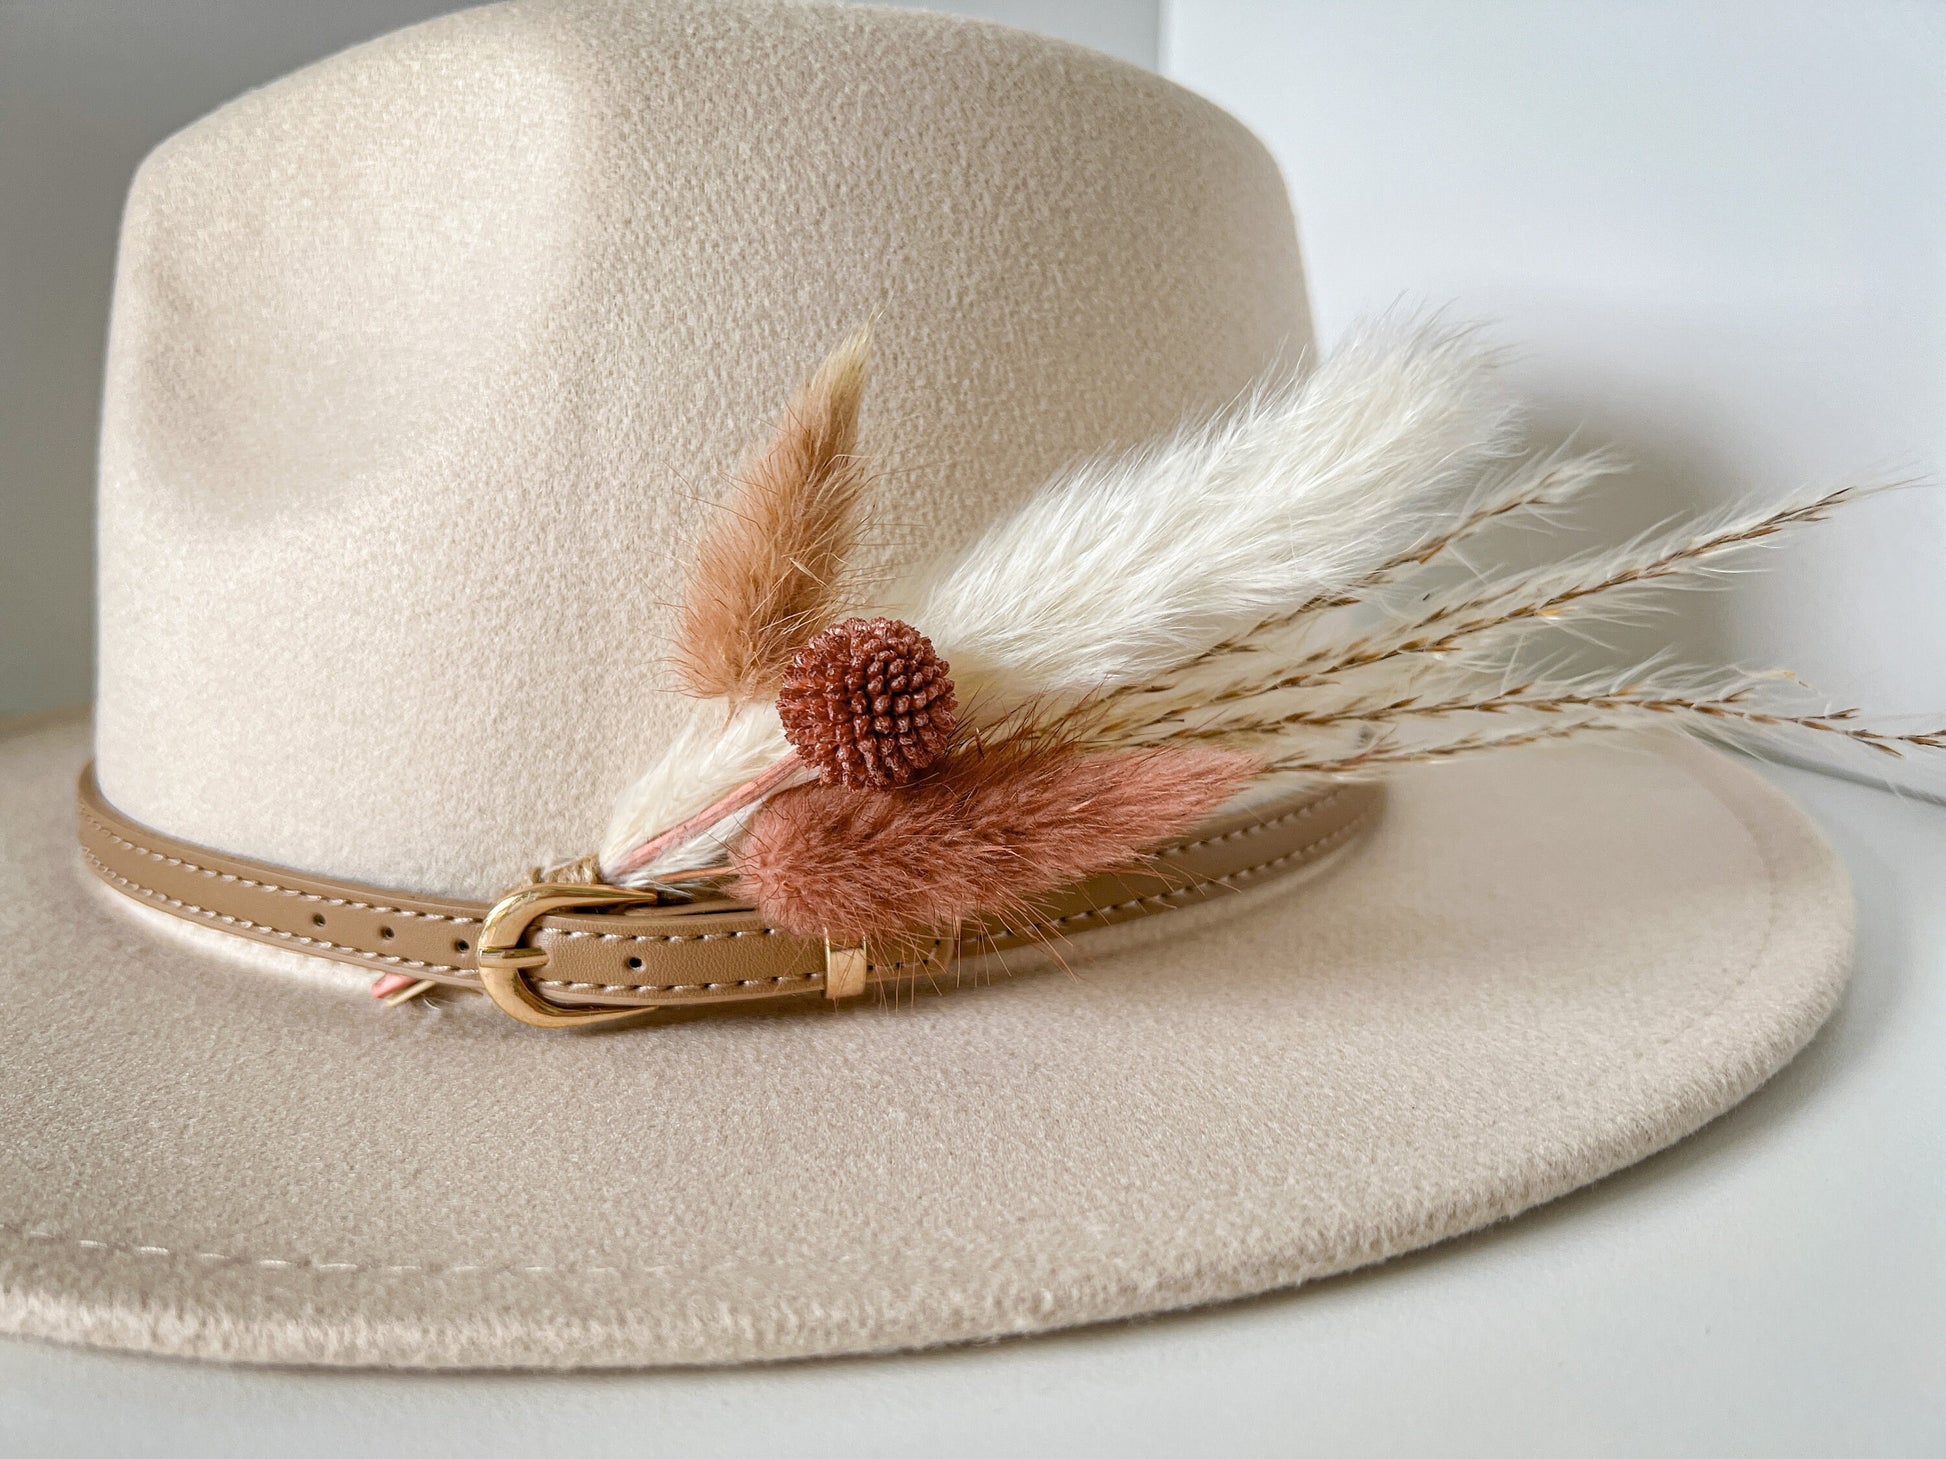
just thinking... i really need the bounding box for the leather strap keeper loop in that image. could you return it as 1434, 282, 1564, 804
75, 765, 1382, 1017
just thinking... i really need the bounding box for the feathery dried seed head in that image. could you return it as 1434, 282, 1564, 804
732, 739, 1261, 940
778, 617, 957, 788
671, 326, 875, 703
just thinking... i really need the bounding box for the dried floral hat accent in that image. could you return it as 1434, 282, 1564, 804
590, 320, 1944, 951
777, 617, 957, 788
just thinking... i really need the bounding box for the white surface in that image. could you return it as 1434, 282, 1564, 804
1165, 0, 1946, 795
2, 762, 1941, 1455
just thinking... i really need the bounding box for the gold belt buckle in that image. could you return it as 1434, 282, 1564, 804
476, 882, 664, 1028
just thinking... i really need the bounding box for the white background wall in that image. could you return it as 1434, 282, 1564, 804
1165, 0, 1946, 792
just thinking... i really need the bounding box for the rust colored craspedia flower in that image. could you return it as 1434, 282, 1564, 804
778, 617, 957, 788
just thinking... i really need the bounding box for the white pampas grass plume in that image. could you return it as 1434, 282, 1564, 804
599, 704, 795, 885
1100, 440, 1625, 709
591, 311, 1940, 901
909, 320, 1524, 720
1044, 469, 1946, 792
597, 324, 1612, 879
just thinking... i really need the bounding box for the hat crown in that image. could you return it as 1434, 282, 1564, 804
94, 0, 1308, 897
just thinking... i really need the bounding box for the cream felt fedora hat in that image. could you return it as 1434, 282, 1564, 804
0, 0, 1856, 1369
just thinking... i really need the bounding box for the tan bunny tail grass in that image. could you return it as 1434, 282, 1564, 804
673, 326, 875, 703
730, 738, 1259, 941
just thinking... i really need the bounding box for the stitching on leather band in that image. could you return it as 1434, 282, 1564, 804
80, 784, 1353, 959
79, 812, 480, 925
80, 773, 1375, 1002
87, 802, 1371, 992
82, 848, 471, 975
1162, 784, 1348, 851
536, 974, 824, 995
848, 802, 1378, 980
11, 743, 1792, 1282
552, 927, 784, 944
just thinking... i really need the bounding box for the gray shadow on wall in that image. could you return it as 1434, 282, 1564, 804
1477, 402, 1765, 688
0, 0, 476, 718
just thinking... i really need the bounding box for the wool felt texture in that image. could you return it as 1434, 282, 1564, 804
14, 0, 1856, 1367
0, 714, 1850, 1365
93, 0, 1310, 900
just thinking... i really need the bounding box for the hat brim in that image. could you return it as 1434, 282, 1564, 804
0, 710, 1850, 1368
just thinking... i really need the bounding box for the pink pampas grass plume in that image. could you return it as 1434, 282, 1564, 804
730, 739, 1260, 940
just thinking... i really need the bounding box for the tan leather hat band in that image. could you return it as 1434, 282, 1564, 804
77, 765, 1381, 1016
